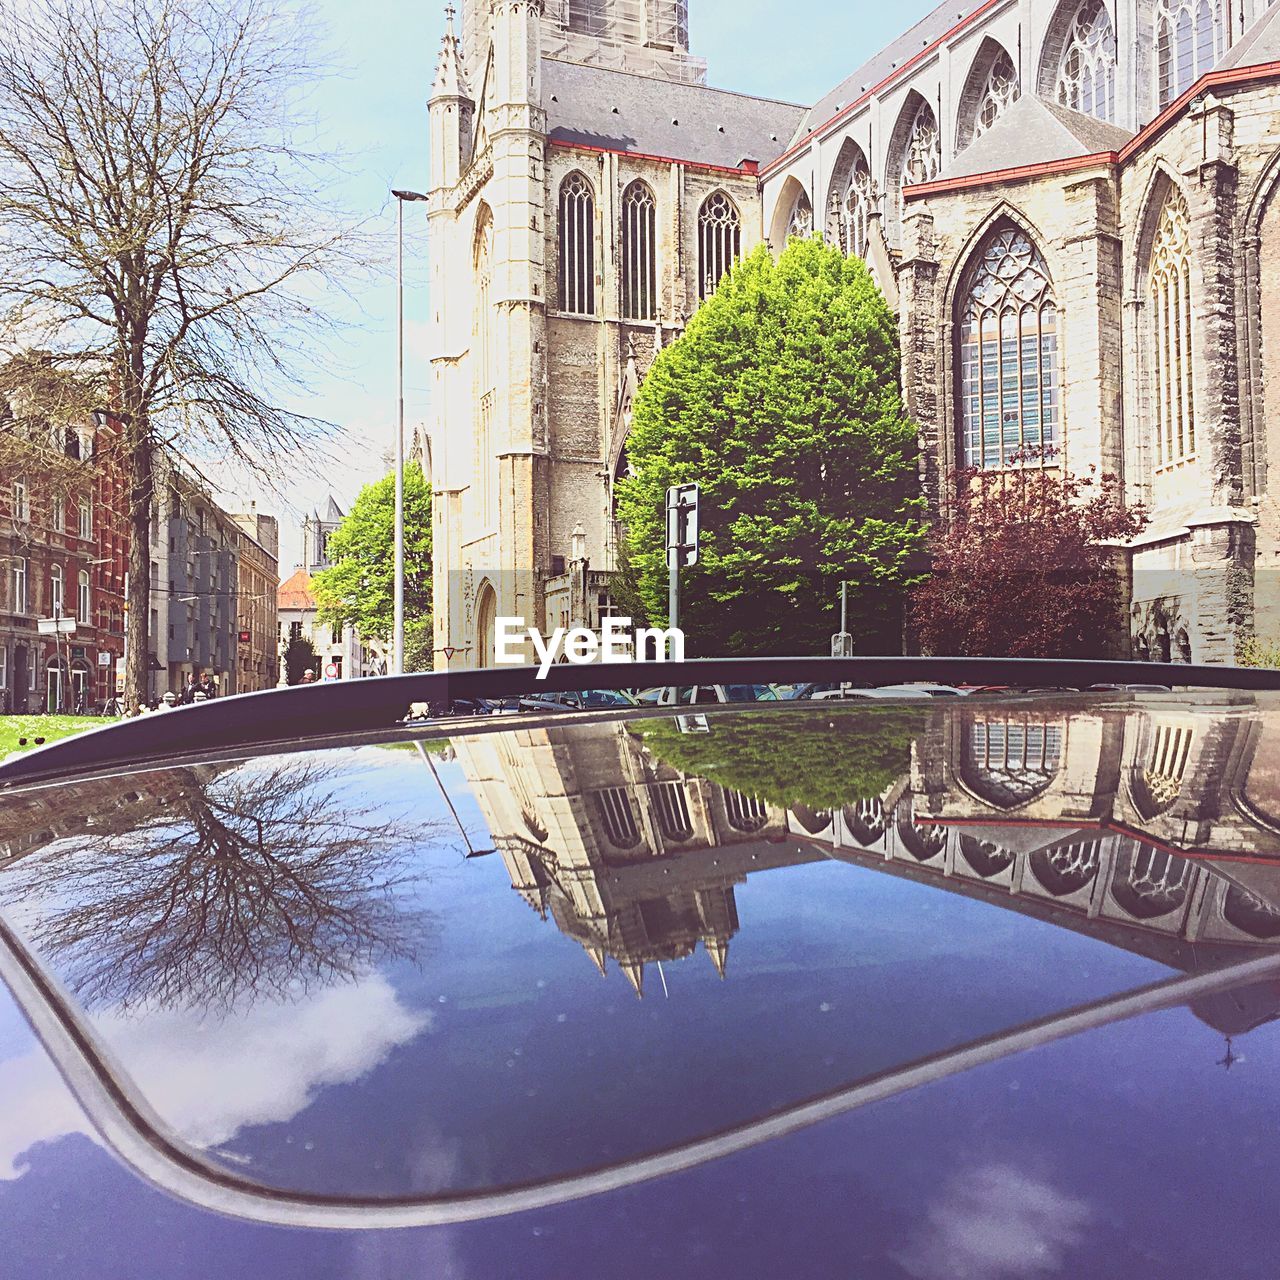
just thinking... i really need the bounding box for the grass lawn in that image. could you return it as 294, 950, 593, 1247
0, 714, 105, 758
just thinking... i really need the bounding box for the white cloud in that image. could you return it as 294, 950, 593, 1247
0, 973, 430, 1179
893, 1162, 1092, 1280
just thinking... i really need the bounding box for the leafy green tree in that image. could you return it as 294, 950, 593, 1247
614, 238, 925, 655
312, 461, 432, 645
631, 705, 924, 810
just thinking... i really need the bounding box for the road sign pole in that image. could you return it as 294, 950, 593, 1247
668, 554, 679, 634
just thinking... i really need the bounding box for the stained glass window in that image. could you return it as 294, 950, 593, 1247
698, 192, 741, 298
1056, 0, 1117, 123
558, 172, 596, 315
1156, 0, 1220, 108
1149, 188, 1195, 469
621, 181, 656, 320
973, 49, 1019, 139
841, 152, 875, 259
957, 225, 1058, 469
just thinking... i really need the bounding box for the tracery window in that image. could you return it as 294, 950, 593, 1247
1110, 844, 1193, 919
1056, 0, 1118, 123
698, 192, 741, 298
964, 718, 1063, 808
1156, 0, 1221, 109
650, 780, 694, 842
558, 173, 596, 315
841, 153, 875, 259
957, 224, 1058, 469
1149, 187, 1195, 470
1030, 839, 1101, 896
621, 181, 657, 321
900, 100, 941, 192
722, 787, 766, 833
844, 796, 887, 845
596, 786, 641, 849
786, 189, 813, 239
973, 49, 1019, 139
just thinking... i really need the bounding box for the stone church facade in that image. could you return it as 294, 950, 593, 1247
425, 0, 1280, 666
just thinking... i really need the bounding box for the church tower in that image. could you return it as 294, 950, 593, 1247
425, 0, 801, 667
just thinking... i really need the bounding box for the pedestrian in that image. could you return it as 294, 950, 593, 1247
300, 669, 317, 684
182, 674, 199, 705
199, 673, 217, 699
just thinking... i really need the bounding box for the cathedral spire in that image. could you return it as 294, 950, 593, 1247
620, 959, 645, 998
704, 936, 729, 979
431, 5, 470, 104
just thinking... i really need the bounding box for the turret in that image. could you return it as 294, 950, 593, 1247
491, 0, 542, 114
429, 6, 474, 192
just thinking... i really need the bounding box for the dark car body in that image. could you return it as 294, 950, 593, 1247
3, 658, 1280, 1278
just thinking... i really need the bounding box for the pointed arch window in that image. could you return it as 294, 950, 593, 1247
473, 205, 496, 526
841, 152, 875, 259
558, 172, 596, 315
900, 100, 941, 192
621, 181, 656, 320
698, 192, 740, 299
973, 49, 1019, 139
1056, 0, 1118, 122
1149, 187, 1195, 469
785, 189, 813, 239
957, 224, 1058, 469
963, 718, 1063, 808
1156, 0, 1220, 108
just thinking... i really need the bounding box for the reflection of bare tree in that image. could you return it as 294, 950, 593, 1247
0, 757, 434, 1012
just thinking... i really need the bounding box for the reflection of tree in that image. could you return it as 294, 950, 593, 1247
631, 707, 924, 810
0, 758, 434, 1012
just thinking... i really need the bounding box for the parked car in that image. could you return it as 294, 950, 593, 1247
2, 658, 1279, 1278
517, 688, 639, 712
653, 682, 784, 705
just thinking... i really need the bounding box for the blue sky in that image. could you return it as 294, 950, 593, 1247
252, 0, 941, 570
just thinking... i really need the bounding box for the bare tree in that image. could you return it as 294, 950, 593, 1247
0, 756, 435, 1012
0, 0, 356, 707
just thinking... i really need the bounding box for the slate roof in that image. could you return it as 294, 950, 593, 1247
542, 58, 807, 169
798, 0, 981, 141
935, 94, 1133, 181
278, 568, 316, 611
1217, 3, 1280, 70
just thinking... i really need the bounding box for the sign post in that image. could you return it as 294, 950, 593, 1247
37, 614, 75, 713
831, 580, 853, 657
665, 483, 699, 633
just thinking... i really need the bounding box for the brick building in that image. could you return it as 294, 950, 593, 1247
426, 0, 1280, 663
0, 413, 126, 712
229, 508, 281, 693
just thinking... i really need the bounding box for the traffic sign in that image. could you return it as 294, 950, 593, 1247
665, 483, 699, 568
443, 646, 456, 660
323, 662, 339, 680
37, 616, 76, 635
831, 631, 853, 657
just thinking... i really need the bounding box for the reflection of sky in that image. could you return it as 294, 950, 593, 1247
0, 744, 1182, 1203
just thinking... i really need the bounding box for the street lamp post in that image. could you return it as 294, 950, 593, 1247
392, 188, 429, 676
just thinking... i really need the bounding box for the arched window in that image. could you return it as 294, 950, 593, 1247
50, 564, 64, 617
596, 786, 641, 849
698, 192, 740, 298
900, 99, 941, 192
558, 173, 596, 315
1149, 187, 1195, 470
1030, 838, 1101, 896
957, 223, 1058, 469
1110, 844, 1193, 919
841, 153, 875, 259
963, 717, 1063, 808
650, 780, 693, 841
621, 181, 656, 321
722, 786, 766, 832
77, 570, 90, 624
785, 189, 813, 239
473, 206, 495, 526
973, 49, 1019, 140
1056, 0, 1118, 122
1156, 0, 1220, 108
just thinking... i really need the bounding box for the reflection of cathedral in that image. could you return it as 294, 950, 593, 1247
455, 697, 1280, 1031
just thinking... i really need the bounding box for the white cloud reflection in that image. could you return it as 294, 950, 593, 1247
0, 973, 430, 1178
893, 1162, 1091, 1280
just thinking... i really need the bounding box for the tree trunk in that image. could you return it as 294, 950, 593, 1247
124, 420, 152, 712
